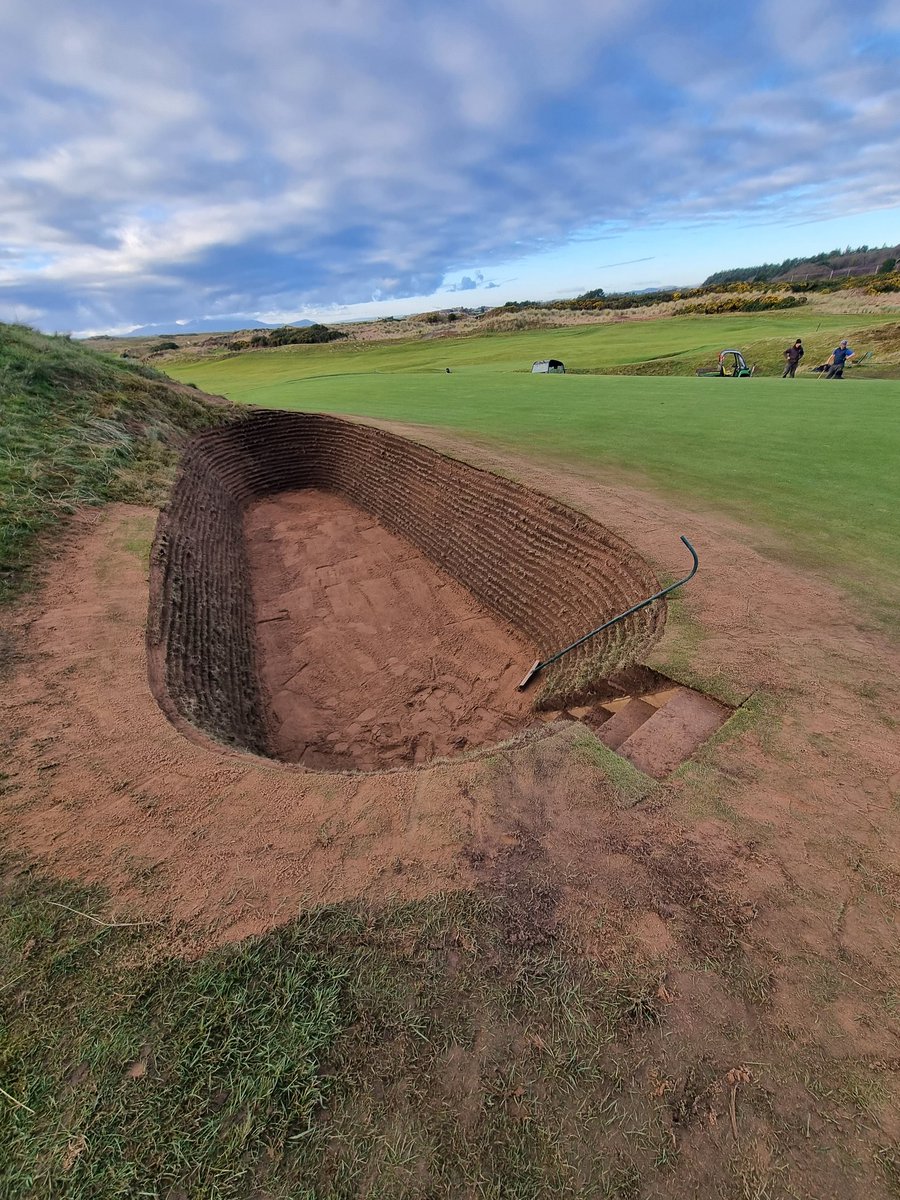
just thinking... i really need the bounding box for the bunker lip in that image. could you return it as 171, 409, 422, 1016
148, 411, 668, 773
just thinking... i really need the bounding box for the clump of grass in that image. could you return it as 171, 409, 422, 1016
875, 1144, 900, 1193
0, 866, 348, 1197
571, 730, 658, 806
0, 323, 229, 603
0, 862, 680, 1199
649, 593, 746, 707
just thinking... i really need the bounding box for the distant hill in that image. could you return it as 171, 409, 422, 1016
704, 245, 900, 287
104, 318, 315, 338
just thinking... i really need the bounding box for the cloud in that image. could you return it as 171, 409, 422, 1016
445, 272, 500, 292
1, 0, 899, 330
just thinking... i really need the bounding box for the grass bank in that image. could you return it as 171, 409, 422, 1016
0, 323, 227, 603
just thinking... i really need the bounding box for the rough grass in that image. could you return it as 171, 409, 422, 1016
0, 863, 677, 1200
0, 323, 228, 602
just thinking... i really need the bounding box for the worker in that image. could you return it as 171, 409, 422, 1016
825, 339, 854, 379
782, 339, 804, 378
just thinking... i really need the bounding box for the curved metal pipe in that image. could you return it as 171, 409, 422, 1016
517, 535, 699, 690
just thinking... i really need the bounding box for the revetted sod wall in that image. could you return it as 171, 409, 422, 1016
147, 411, 664, 760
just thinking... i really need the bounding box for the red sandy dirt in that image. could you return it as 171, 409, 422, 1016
244, 490, 535, 770
4, 425, 900, 1193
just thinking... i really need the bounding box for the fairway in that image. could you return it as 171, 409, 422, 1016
167, 325, 900, 627
168, 310, 896, 393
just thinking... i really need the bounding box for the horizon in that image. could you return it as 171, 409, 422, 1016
2, 0, 899, 337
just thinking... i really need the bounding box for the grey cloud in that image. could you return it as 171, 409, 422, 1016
1, 0, 899, 330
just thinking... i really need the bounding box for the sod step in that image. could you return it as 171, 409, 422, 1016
617, 689, 730, 779
595, 698, 657, 750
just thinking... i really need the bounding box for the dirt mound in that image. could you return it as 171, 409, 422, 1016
149, 412, 663, 768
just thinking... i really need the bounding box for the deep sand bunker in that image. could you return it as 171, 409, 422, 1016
7, 426, 900, 1196
148, 412, 670, 770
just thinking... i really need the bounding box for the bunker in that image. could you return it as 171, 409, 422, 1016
148, 412, 685, 772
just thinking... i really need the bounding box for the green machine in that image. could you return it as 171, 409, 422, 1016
696, 349, 754, 378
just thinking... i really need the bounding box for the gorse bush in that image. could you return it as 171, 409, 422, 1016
248, 324, 348, 348
867, 270, 900, 293
485, 269, 900, 319
681, 294, 808, 315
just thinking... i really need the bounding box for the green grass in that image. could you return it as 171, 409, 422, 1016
0, 323, 227, 602
167, 325, 900, 626
1, 865, 678, 1199
571, 732, 659, 807
169, 311, 898, 386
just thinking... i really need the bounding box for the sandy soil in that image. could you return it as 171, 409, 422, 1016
1, 436, 897, 919
245, 489, 536, 769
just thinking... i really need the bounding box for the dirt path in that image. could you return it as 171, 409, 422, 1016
2, 427, 900, 1127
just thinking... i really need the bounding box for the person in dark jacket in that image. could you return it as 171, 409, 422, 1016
782, 339, 804, 377
826, 339, 854, 379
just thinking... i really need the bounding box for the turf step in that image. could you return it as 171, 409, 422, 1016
594, 698, 657, 750
617, 689, 730, 779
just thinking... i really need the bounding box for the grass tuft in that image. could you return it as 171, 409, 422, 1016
0, 863, 687, 1198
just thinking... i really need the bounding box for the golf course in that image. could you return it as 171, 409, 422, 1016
3, 306, 900, 1199
166, 311, 900, 627
8, 0, 900, 1192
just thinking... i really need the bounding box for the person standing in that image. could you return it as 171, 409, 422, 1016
826, 339, 854, 379
782, 338, 804, 377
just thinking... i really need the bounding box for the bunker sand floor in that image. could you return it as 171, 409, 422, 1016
245, 490, 535, 770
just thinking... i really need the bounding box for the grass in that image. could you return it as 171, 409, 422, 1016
0, 323, 227, 603
647, 592, 748, 707
168, 311, 898, 383
164, 314, 900, 629
571, 733, 658, 807
1, 864, 680, 1199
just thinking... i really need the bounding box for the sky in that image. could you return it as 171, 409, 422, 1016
1, 0, 899, 335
